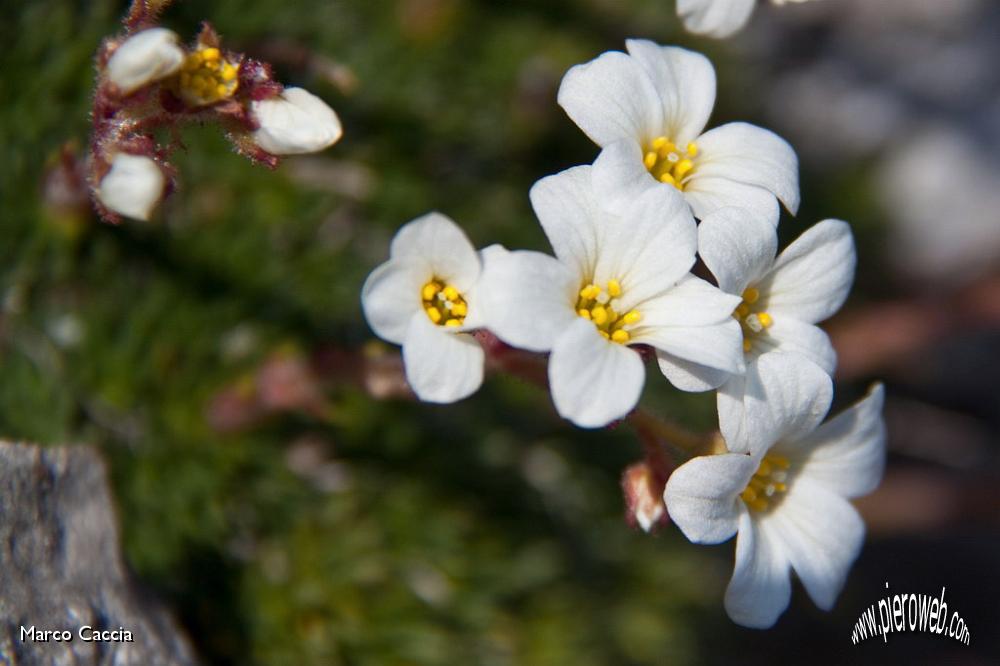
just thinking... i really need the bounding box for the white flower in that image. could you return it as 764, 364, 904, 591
251, 87, 343, 155
478, 166, 743, 429
558, 40, 799, 223
361, 212, 487, 403
95, 153, 166, 221
678, 0, 818, 39
106, 28, 185, 95
665, 353, 886, 628
697, 206, 856, 451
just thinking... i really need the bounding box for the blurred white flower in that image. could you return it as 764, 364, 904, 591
665, 353, 886, 628
559, 40, 799, 223
361, 212, 486, 403
678, 0, 818, 38
106, 27, 185, 95
95, 153, 166, 221
251, 87, 343, 155
697, 207, 856, 448
478, 166, 742, 429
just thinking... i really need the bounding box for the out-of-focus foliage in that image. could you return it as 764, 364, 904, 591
3, 0, 999, 664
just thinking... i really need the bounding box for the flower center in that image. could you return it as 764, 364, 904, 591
732, 287, 773, 353
643, 136, 699, 190
175, 46, 239, 106
575, 280, 641, 344
421, 279, 467, 328
740, 453, 791, 512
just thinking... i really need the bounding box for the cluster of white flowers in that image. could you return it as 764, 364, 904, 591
91, 22, 343, 222
361, 39, 885, 629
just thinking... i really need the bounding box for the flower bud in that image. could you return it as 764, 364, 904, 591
96, 153, 166, 221
622, 462, 668, 532
106, 28, 185, 95
251, 87, 343, 155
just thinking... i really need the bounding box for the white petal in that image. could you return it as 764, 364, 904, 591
402, 314, 484, 403
724, 510, 791, 629
361, 258, 428, 345
683, 176, 781, 223
753, 352, 833, 443
768, 478, 865, 611
591, 139, 660, 216
664, 452, 756, 543
96, 153, 165, 221
634, 276, 744, 378
529, 166, 600, 280
593, 185, 697, 309
252, 87, 343, 155
698, 206, 779, 295
689, 122, 800, 215
717, 372, 755, 454
752, 318, 837, 375
793, 384, 886, 499
557, 50, 663, 147
655, 353, 731, 392
548, 318, 645, 428
477, 250, 577, 352
758, 219, 856, 324
460, 244, 508, 330
624, 41, 716, 144
106, 28, 184, 95
677, 0, 756, 39
389, 212, 481, 292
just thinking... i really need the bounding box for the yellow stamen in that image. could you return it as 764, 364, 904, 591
741, 453, 793, 513
443, 286, 460, 301
575, 279, 639, 345
673, 158, 694, 181
173, 45, 240, 106
686, 141, 699, 157
426, 306, 442, 324
757, 312, 773, 328
742, 287, 759, 304
644, 152, 658, 169
445, 318, 461, 327
201, 47, 221, 61
658, 173, 676, 186
422, 283, 439, 301
451, 302, 467, 317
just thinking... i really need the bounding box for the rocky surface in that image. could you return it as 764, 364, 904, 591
0, 442, 197, 665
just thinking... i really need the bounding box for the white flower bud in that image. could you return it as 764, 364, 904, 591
96, 153, 166, 221
106, 28, 185, 95
251, 87, 343, 155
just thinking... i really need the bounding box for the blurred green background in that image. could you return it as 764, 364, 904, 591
3, 0, 999, 664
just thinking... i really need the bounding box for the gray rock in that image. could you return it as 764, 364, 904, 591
0, 442, 197, 666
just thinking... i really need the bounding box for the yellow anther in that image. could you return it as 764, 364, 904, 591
445, 318, 461, 327
443, 285, 460, 301
743, 339, 752, 353
215, 83, 228, 97
221, 64, 238, 82
643, 152, 658, 169
651, 136, 670, 151
422, 283, 439, 301
659, 172, 676, 186
451, 302, 467, 317
623, 310, 641, 325
673, 158, 694, 181
769, 455, 790, 469
607, 280, 622, 297
578, 308, 591, 320
185, 53, 203, 69
742, 287, 759, 304
736, 303, 750, 318
686, 141, 699, 157
591, 306, 608, 325
740, 487, 757, 503
426, 306, 442, 324
579, 284, 600, 300
757, 312, 773, 328
611, 329, 630, 344
599, 331, 610, 340
201, 47, 221, 61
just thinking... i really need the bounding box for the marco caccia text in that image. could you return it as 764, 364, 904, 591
20, 625, 134, 643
